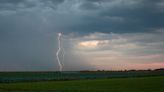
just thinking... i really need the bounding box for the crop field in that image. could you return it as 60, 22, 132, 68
0, 76, 164, 92
0, 70, 164, 82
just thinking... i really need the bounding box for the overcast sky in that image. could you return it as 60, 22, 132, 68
0, 0, 164, 71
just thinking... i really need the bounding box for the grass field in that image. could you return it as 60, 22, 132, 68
1, 70, 164, 82
0, 76, 164, 92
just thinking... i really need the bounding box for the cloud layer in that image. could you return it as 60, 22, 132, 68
0, 0, 164, 71
68, 30, 164, 70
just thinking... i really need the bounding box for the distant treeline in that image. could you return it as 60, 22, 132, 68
79, 68, 164, 72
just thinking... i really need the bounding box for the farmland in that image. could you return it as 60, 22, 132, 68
0, 70, 164, 92
0, 76, 164, 92
0, 70, 164, 82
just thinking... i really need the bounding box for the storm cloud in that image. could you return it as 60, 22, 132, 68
0, 0, 164, 71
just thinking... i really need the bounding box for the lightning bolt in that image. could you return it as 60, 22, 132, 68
56, 33, 63, 72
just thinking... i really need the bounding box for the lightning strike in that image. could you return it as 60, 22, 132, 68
56, 33, 63, 72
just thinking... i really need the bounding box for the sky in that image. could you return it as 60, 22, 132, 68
0, 0, 164, 71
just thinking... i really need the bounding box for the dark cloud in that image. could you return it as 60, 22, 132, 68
78, 0, 114, 10
0, 0, 25, 11
83, 0, 112, 3
79, 2, 101, 10
41, 0, 65, 9
0, 0, 65, 11
63, 0, 164, 34
0, 0, 164, 71
47, 0, 65, 4
0, 0, 24, 4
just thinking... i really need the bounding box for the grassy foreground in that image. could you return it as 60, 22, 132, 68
0, 76, 164, 92
1, 71, 164, 82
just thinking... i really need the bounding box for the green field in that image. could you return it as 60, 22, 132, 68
0, 76, 164, 92
1, 70, 164, 82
